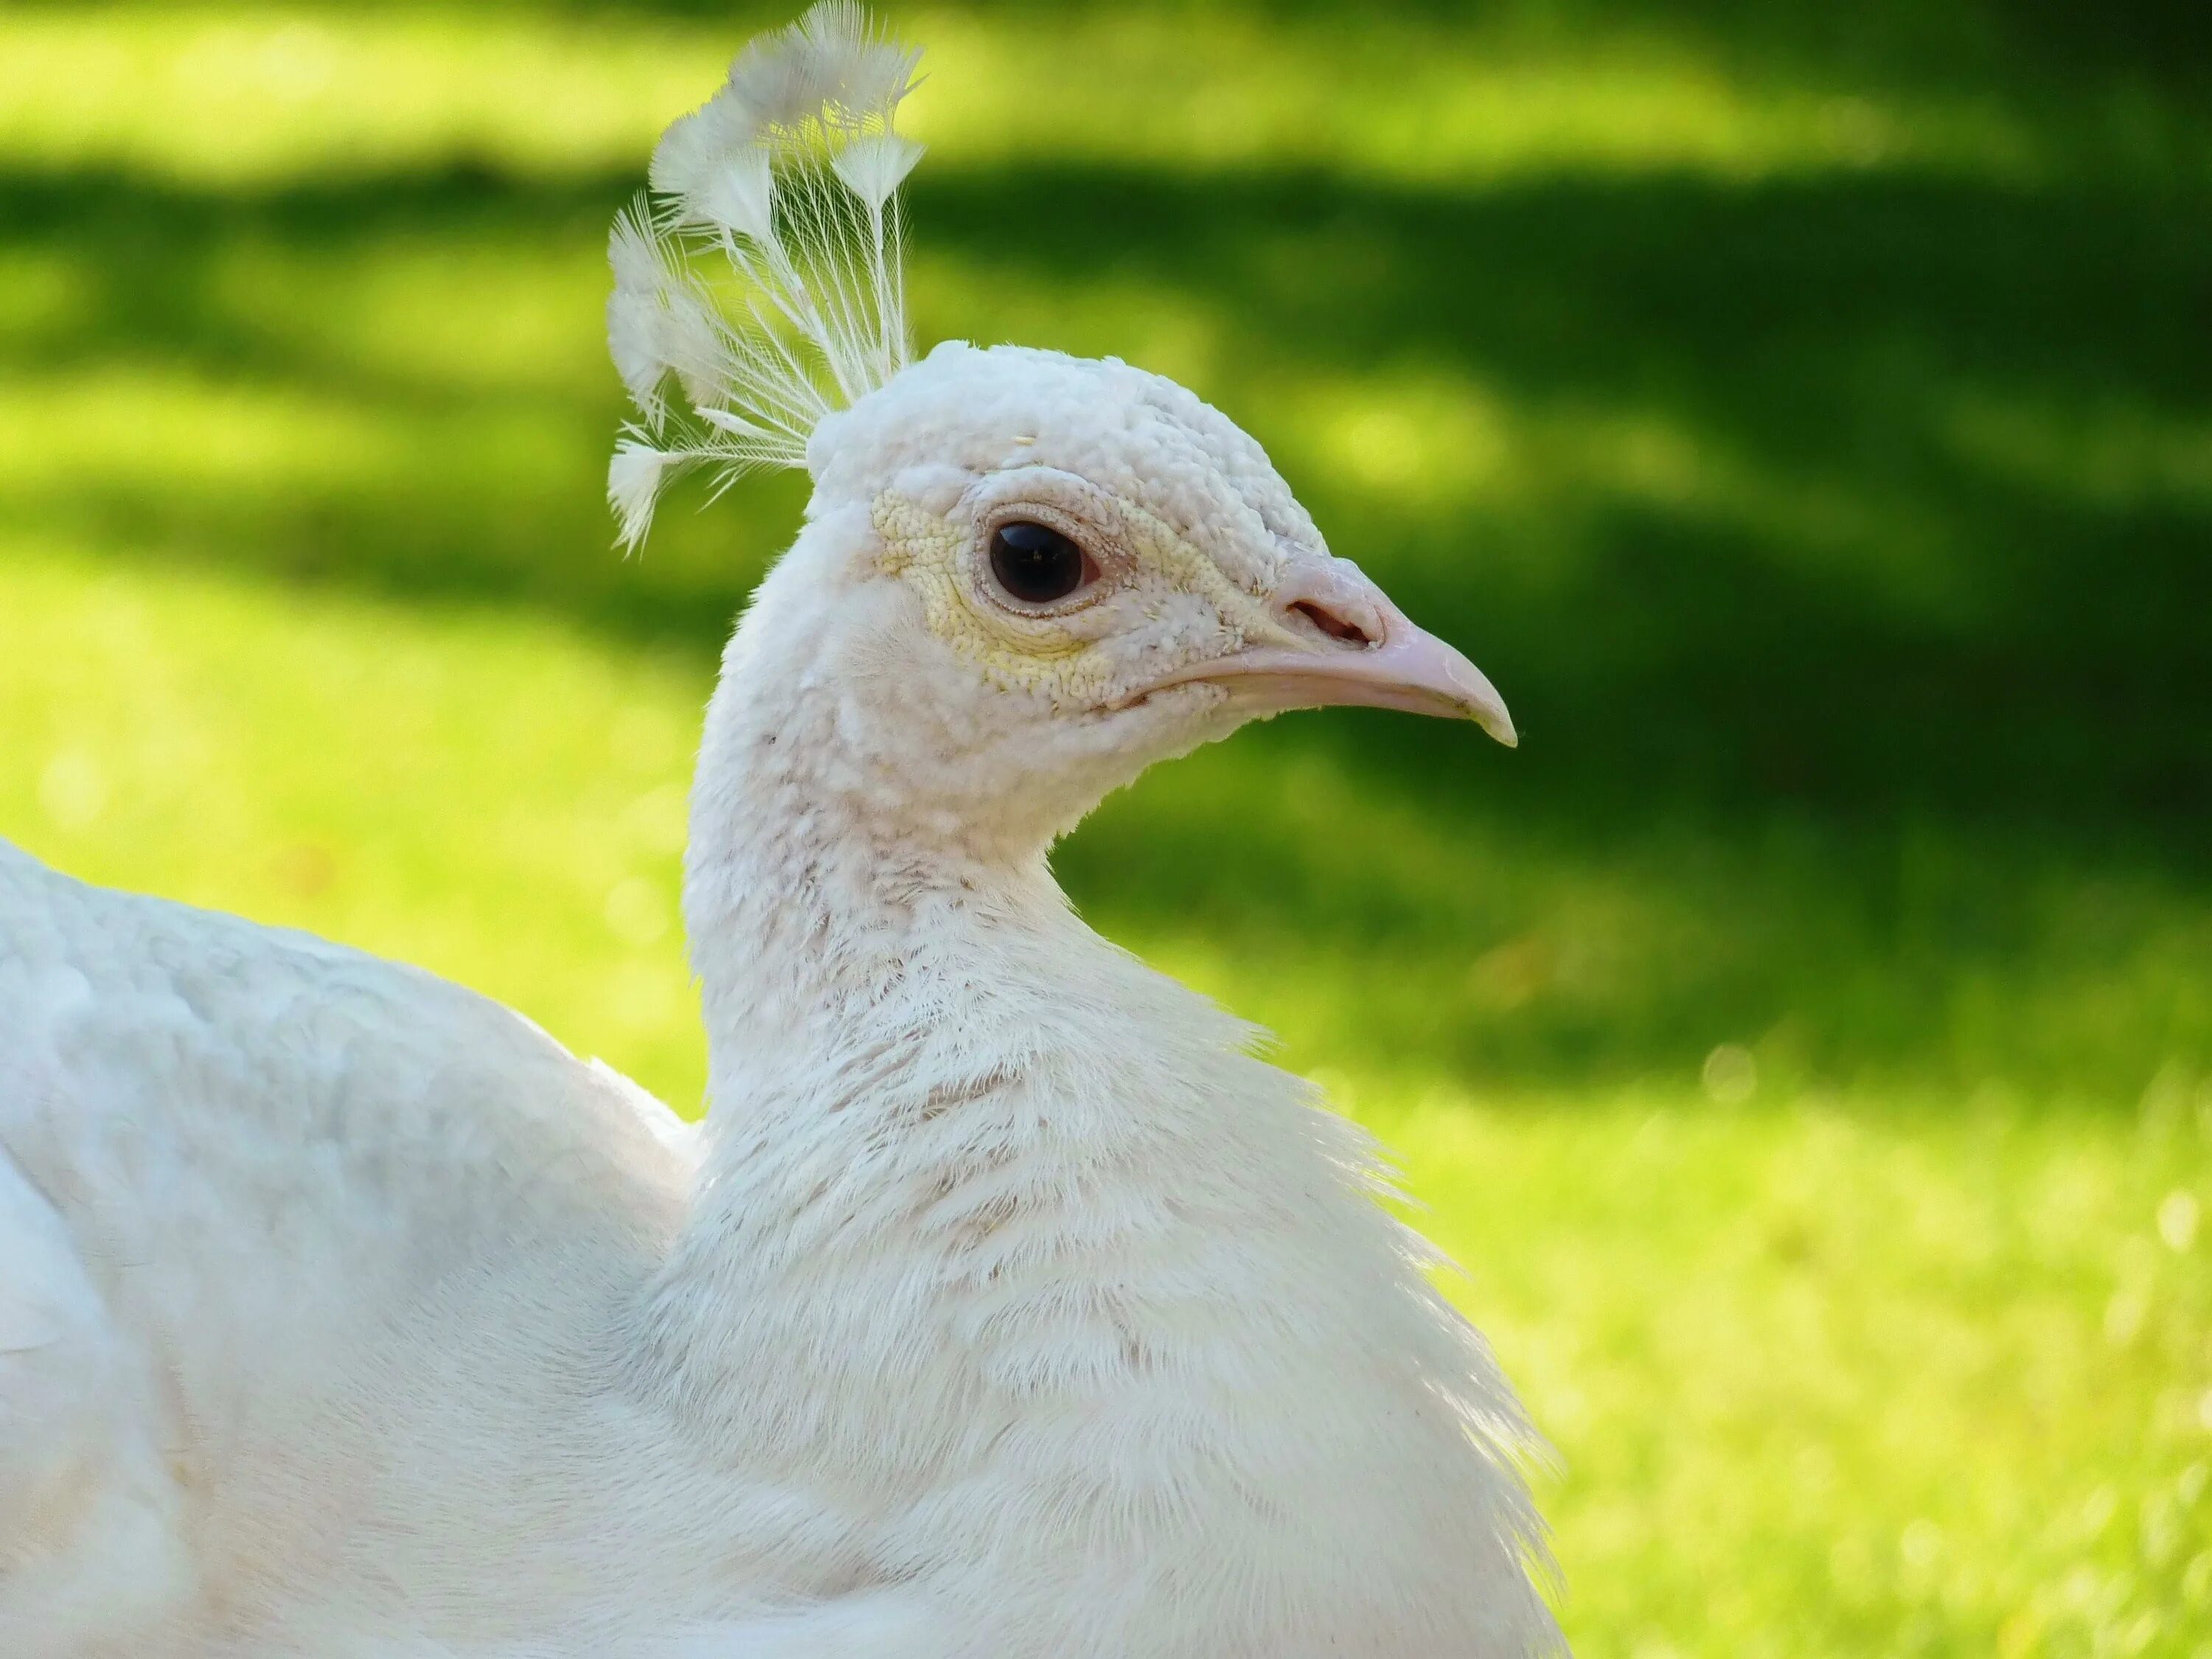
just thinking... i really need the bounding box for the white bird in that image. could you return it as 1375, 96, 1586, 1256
0, 7, 1559, 1656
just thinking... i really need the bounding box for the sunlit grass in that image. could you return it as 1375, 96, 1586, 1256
1, 540, 711, 1102
1387, 1085, 2212, 1658
10, 3, 2202, 190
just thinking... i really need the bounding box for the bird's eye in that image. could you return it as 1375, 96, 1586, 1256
987, 521, 1092, 605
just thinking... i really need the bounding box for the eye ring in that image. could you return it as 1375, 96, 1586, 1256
985, 518, 1100, 608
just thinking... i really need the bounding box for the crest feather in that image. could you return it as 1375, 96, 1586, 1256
606, 1, 925, 551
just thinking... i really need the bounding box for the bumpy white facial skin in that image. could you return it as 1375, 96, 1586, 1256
765, 341, 1340, 847
869, 476, 1302, 713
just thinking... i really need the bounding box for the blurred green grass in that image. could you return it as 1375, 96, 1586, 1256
3, 2, 2210, 1654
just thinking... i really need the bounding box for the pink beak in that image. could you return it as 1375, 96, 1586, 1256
1136, 560, 1517, 746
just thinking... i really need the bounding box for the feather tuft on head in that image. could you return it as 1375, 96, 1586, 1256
606, 1, 925, 551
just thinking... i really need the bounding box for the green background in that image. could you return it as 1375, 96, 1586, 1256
3, 1, 2208, 1652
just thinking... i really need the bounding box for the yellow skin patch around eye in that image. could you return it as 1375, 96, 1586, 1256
872, 491, 1295, 709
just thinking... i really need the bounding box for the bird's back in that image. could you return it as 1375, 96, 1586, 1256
0, 839, 690, 1650
0, 837, 689, 1315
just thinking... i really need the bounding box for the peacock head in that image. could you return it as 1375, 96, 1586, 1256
608, 3, 1511, 849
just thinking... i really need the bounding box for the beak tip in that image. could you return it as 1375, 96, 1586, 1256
1459, 689, 1516, 748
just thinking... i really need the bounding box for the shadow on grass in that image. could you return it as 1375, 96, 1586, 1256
4, 131, 2207, 1096
7, 156, 2205, 836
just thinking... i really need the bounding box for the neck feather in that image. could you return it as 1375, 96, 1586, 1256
681, 651, 1080, 1131
648, 636, 1251, 1431
657, 604, 1282, 1342
627, 618, 1554, 1650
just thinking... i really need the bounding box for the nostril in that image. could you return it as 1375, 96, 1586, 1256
1289, 599, 1377, 647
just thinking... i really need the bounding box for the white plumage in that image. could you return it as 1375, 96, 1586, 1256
608, 0, 924, 546
0, 8, 1556, 1656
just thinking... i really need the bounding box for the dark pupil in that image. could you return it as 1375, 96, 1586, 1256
989, 521, 1085, 603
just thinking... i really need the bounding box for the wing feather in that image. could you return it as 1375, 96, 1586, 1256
0, 838, 689, 1492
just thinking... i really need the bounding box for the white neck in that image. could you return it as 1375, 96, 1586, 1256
623, 581, 1554, 1652
643, 608, 1135, 1385
681, 638, 1074, 1125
